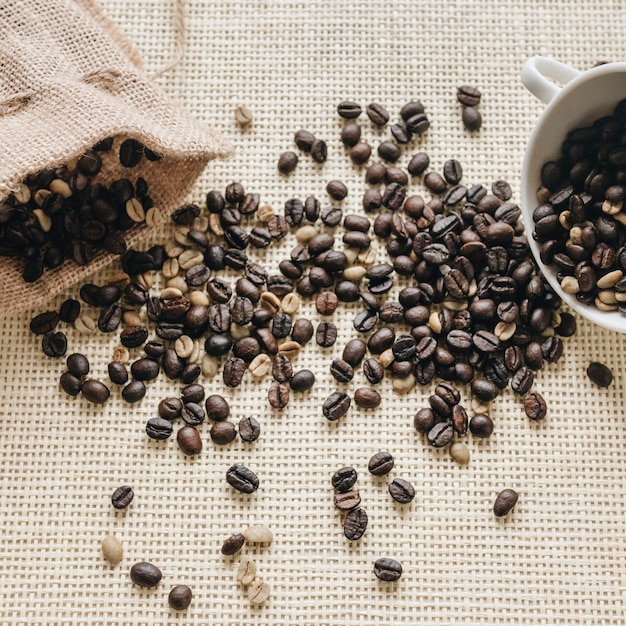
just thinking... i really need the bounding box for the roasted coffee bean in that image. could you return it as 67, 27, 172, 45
457, 85, 481, 107
327, 180, 348, 201
473, 330, 500, 353
161, 349, 185, 379
414, 359, 436, 385
180, 384, 205, 405
429, 393, 452, 418
350, 142, 372, 165
210, 421, 237, 445
344, 508, 368, 541
407, 152, 430, 177
406, 112, 430, 134
337, 100, 362, 119
119, 326, 149, 349
361, 358, 383, 385
205, 394, 230, 421
469, 413, 494, 437
332, 466, 358, 492
366, 102, 390, 125
119, 138, 144, 168
586, 361, 613, 387
131, 358, 159, 381
226, 464, 259, 493
373, 557, 402, 582
330, 358, 354, 383
470, 377, 499, 402
316, 321, 338, 347
294, 129, 316, 152
223, 357, 246, 387
272, 354, 293, 383
341, 338, 367, 367
268, 382, 290, 409
428, 422, 454, 447
111, 485, 134, 510
177, 426, 202, 455
443, 159, 463, 185
181, 402, 205, 426
462, 106, 482, 131
382, 182, 406, 211
524, 392, 547, 420
146, 417, 173, 440
388, 478, 415, 504
310, 139, 328, 163
378, 141, 401, 163
334, 490, 361, 511
238, 416, 261, 443
323, 391, 351, 421
158, 397, 182, 421
121, 380, 146, 403
60, 371, 82, 396
168, 585, 192, 611
130, 561, 162, 588
321, 205, 343, 227
511, 366, 534, 394
368, 451, 394, 476
354, 387, 381, 408
278, 151, 298, 174
390, 123, 412, 144
493, 488, 519, 517
30, 310, 59, 335
41, 331, 67, 358
414, 407, 436, 433
290, 369, 315, 391
451, 404, 468, 435
59, 298, 80, 323
221, 533, 245, 556
81, 379, 110, 404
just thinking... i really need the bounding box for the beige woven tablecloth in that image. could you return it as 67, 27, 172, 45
2, 0, 626, 624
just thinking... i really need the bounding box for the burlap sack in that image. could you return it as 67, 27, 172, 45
0, 0, 233, 312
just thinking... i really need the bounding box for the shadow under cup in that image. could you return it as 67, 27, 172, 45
521, 62, 626, 333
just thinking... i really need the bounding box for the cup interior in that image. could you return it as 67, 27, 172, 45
521, 62, 626, 333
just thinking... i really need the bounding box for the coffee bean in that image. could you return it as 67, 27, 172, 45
81, 379, 110, 404
177, 426, 202, 455
362, 358, 384, 385
278, 151, 298, 174
470, 377, 499, 402
586, 361, 613, 387
221, 533, 245, 556
180, 402, 205, 426
131, 357, 160, 381
388, 478, 415, 504
60, 371, 82, 396
248, 579, 271, 605
334, 490, 361, 511
407, 152, 430, 176
450, 442, 470, 465
101, 535, 123, 566
30, 310, 59, 335
223, 357, 246, 387
451, 404, 468, 435
342, 338, 367, 366
327, 180, 348, 201
111, 485, 134, 509
354, 387, 381, 409
390, 123, 412, 144
462, 106, 482, 131
121, 380, 146, 403
493, 488, 519, 517
226, 464, 259, 493
366, 102, 390, 125
457, 85, 481, 107
330, 358, 354, 383
323, 391, 351, 421
337, 101, 362, 119
238, 416, 261, 443
168, 585, 192, 611
130, 561, 162, 588
310, 139, 328, 163
427, 422, 454, 447
268, 381, 290, 409
332, 466, 358, 492
414, 407, 435, 433
373, 557, 402, 582
146, 417, 173, 440
443, 159, 463, 185
344, 508, 368, 541
378, 141, 401, 163
350, 142, 372, 165
510, 366, 534, 395
204, 394, 230, 422
210, 421, 237, 445
368, 451, 394, 476
316, 321, 338, 347
294, 129, 316, 152
271, 354, 293, 383
290, 369, 316, 391
237, 558, 257, 587
523, 392, 547, 421
469, 413, 494, 437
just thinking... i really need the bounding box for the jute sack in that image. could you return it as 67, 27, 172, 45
0, 0, 233, 312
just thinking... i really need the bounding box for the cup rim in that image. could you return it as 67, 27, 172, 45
521, 61, 626, 333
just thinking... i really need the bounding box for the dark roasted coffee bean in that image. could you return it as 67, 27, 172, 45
30, 310, 59, 335
310, 139, 328, 163
368, 451, 394, 476
435, 381, 461, 406
268, 382, 289, 409
323, 391, 351, 421
326, 180, 348, 201
382, 182, 406, 211
232, 337, 261, 363
162, 349, 185, 379
354, 387, 381, 408
388, 478, 415, 504
180, 363, 200, 385
586, 361, 613, 387
278, 151, 298, 174
284, 197, 304, 227
414, 358, 436, 385
119, 138, 144, 168
111, 485, 134, 509
320, 205, 342, 227
340, 121, 361, 147
469, 413, 494, 437
81, 379, 110, 404
146, 417, 173, 440
344, 508, 368, 541
294, 129, 316, 152
180, 402, 205, 426
452, 404, 468, 435
130, 561, 162, 588
350, 142, 372, 165
365, 102, 390, 125
131, 358, 159, 381
332, 466, 358, 492
316, 321, 338, 347
334, 490, 361, 511
177, 426, 202, 455
457, 85, 481, 107
271, 312, 292, 339
290, 369, 315, 392
272, 354, 293, 383
121, 380, 146, 403
493, 488, 519, 517
484, 358, 509, 389
443, 159, 463, 185
330, 358, 354, 383
221, 533, 245, 556
158, 397, 182, 420
337, 100, 362, 119
223, 357, 246, 387
378, 141, 401, 163
120, 325, 149, 349
40, 331, 66, 358
205, 394, 230, 421
59, 298, 80, 323
406, 112, 430, 134
362, 358, 384, 385
462, 106, 482, 131
511, 366, 534, 394
429, 394, 451, 419
373, 557, 402, 582
60, 371, 82, 396
472, 330, 499, 353
210, 421, 237, 445
238, 416, 261, 443
226, 464, 259, 493
524, 392, 548, 420
414, 408, 436, 433
291, 318, 314, 345
407, 152, 430, 177
390, 123, 412, 144
470, 377, 499, 402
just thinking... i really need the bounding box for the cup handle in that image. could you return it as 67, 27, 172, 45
521, 56, 581, 104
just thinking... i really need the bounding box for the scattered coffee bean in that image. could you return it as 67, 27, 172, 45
268, 382, 290, 409
457, 85, 481, 107
427, 422, 454, 447
111, 485, 134, 510
331, 466, 358, 492
146, 417, 173, 440
462, 106, 482, 131
221, 533, 245, 555
493, 488, 519, 517
354, 387, 381, 408
238, 416, 261, 443
130, 561, 162, 588
168, 584, 193, 611
334, 490, 361, 511
237, 557, 257, 586
586, 362, 613, 388
373, 557, 402, 582
343, 507, 368, 541
323, 391, 351, 421
81, 379, 110, 404
177, 426, 202, 455
289, 369, 315, 391
388, 478, 415, 504
469, 413, 494, 437
248, 579, 271, 605
337, 101, 362, 119
368, 451, 394, 476
210, 421, 237, 445
226, 464, 259, 493
278, 151, 298, 175
523, 392, 547, 421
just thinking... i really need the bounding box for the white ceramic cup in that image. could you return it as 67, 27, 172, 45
521, 56, 626, 333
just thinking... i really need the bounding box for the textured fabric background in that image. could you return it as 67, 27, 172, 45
1, 0, 626, 624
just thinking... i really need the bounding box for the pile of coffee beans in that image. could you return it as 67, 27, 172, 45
0, 137, 159, 282
30, 93, 571, 600
531, 99, 626, 314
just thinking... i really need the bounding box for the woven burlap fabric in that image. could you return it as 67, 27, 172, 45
0, 0, 232, 313
1, 0, 626, 624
